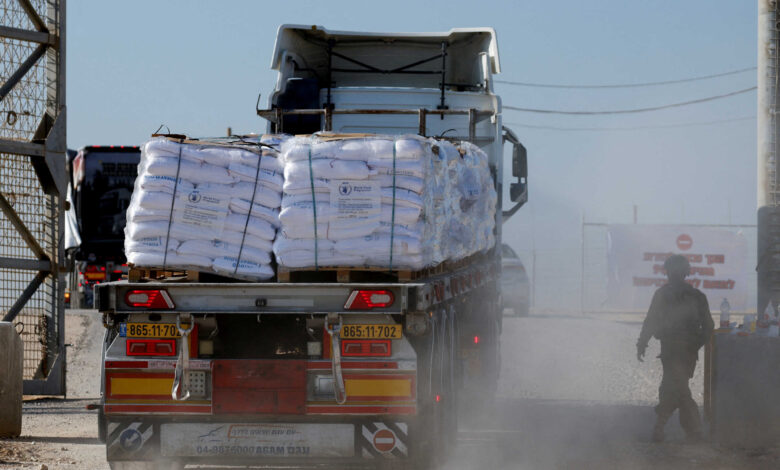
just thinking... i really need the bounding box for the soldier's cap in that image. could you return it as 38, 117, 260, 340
664, 254, 690, 276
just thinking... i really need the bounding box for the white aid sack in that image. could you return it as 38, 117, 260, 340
228, 199, 280, 227
284, 159, 370, 181
232, 182, 282, 209
127, 135, 287, 280
143, 155, 236, 185
212, 257, 274, 280
125, 236, 180, 253
227, 163, 284, 192
370, 175, 424, 194
223, 213, 276, 241
334, 234, 422, 255
273, 235, 336, 253
136, 175, 195, 194
274, 249, 365, 268
126, 251, 213, 269
177, 239, 271, 265
217, 230, 273, 253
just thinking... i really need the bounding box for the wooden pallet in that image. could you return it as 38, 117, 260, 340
276, 266, 416, 283
275, 257, 475, 284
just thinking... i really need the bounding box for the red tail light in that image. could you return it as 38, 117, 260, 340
341, 340, 392, 357
344, 290, 394, 309
473, 335, 480, 345
126, 339, 176, 356
125, 290, 175, 309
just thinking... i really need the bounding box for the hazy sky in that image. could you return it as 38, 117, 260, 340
67, 1, 757, 308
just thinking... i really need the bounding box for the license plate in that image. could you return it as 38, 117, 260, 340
340, 324, 402, 339
125, 323, 182, 338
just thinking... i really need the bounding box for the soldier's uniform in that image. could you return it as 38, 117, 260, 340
637, 275, 714, 440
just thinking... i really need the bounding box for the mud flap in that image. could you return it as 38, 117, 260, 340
358, 422, 409, 459
106, 421, 158, 461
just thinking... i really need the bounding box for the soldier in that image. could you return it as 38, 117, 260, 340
636, 254, 714, 442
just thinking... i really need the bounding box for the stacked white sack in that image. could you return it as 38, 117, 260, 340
443, 141, 497, 261
273, 134, 496, 270
125, 136, 286, 280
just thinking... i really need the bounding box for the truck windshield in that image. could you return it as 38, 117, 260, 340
76, 150, 139, 257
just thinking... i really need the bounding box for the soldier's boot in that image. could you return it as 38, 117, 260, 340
651, 411, 671, 443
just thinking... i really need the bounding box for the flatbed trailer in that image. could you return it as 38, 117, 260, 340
96, 25, 527, 470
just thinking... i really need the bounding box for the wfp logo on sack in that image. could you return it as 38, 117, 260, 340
339, 182, 353, 196
188, 191, 202, 203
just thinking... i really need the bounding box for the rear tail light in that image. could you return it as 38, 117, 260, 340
126, 339, 176, 356
125, 290, 175, 309
341, 340, 392, 357
344, 290, 394, 309
64, 291, 71, 303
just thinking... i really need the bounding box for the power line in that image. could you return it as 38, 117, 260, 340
503, 86, 756, 115
495, 66, 756, 89
505, 115, 756, 132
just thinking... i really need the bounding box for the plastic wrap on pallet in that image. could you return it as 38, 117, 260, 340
124, 135, 287, 280
273, 134, 496, 270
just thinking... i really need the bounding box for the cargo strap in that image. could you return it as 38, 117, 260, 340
172, 314, 194, 401
234, 149, 264, 275
325, 315, 347, 404
308, 144, 319, 269
162, 140, 185, 270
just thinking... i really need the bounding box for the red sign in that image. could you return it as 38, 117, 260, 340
676, 234, 693, 251
373, 429, 396, 453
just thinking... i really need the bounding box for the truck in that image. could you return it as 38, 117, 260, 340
66, 145, 141, 307
95, 25, 528, 470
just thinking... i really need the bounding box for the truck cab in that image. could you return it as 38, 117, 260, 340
67, 145, 140, 307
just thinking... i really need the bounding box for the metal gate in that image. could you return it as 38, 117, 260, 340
0, 0, 66, 395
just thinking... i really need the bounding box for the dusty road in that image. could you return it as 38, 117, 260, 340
2, 310, 779, 469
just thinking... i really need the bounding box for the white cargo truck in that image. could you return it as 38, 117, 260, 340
95, 25, 527, 470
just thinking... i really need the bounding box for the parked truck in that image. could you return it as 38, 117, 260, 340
67, 145, 141, 307
95, 25, 527, 470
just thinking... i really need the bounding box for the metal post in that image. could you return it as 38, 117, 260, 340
437, 41, 447, 117
326, 39, 334, 109
758, 0, 780, 316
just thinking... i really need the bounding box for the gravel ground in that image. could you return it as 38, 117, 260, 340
0, 309, 108, 470
2, 309, 778, 469
496, 312, 700, 406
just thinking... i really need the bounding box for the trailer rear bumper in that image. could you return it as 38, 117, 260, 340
106, 417, 413, 464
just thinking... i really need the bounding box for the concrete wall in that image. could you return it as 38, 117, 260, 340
0, 321, 22, 437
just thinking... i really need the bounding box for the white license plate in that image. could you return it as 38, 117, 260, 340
160, 423, 354, 458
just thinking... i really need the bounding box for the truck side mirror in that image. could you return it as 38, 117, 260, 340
510, 141, 527, 202
502, 127, 528, 221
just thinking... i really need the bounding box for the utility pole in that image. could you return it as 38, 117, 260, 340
758, 0, 780, 316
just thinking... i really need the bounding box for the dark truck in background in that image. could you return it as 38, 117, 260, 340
66, 145, 140, 308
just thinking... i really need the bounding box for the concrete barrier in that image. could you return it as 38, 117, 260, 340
0, 321, 22, 437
